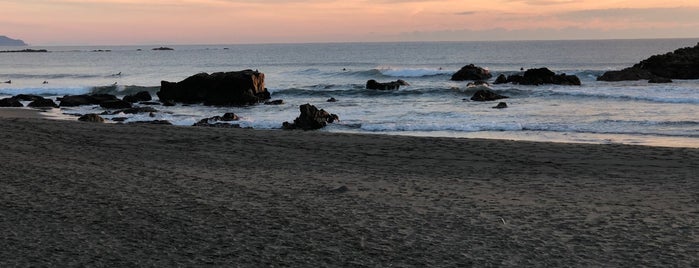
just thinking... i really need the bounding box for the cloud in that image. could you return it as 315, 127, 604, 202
562, 7, 699, 23
506, 0, 575, 5
455, 11, 476, 16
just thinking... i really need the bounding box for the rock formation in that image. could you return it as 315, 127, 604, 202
366, 79, 409, 90
598, 42, 699, 81
283, 104, 339, 130
451, 64, 492, 81
157, 70, 270, 106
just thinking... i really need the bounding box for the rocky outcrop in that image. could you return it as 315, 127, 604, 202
366, 79, 409, 90
13, 94, 45, 102
122, 91, 152, 103
0, 97, 23, 107
103, 106, 158, 115
470, 89, 509, 102
451, 64, 492, 81
58, 94, 119, 107
597, 67, 655, 82
157, 70, 270, 106
598, 43, 699, 81
193, 112, 240, 127
283, 104, 339, 130
28, 98, 58, 108
78, 114, 105, 123
492, 102, 508, 109
495, 68, 581, 86
100, 100, 132, 109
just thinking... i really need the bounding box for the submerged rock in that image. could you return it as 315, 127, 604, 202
470, 89, 509, 102
28, 98, 58, 108
283, 103, 339, 130
366, 79, 409, 90
78, 114, 105, 123
100, 100, 132, 109
58, 94, 119, 107
193, 113, 240, 127
492, 102, 508, 109
157, 70, 270, 106
123, 91, 152, 103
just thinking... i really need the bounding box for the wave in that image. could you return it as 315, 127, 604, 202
350, 121, 699, 138
89, 85, 160, 96
0, 73, 117, 79
0, 87, 92, 97
272, 85, 459, 98
375, 67, 452, 78
546, 90, 699, 104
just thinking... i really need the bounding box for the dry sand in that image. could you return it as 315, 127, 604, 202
1, 108, 697, 266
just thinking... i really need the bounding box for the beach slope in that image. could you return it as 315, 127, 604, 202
0, 115, 697, 266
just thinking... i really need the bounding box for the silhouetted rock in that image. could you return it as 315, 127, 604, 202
467, 80, 490, 87
58, 94, 119, 107
327, 97, 338, 102
157, 70, 270, 106
100, 100, 132, 109
104, 106, 158, 115
283, 104, 339, 130
492, 102, 508, 109
28, 98, 58, 108
494, 74, 508, 84
597, 67, 655, 82
264, 99, 284, 105
470, 89, 509, 102
599, 43, 699, 81
78, 114, 105, 123
451, 64, 492, 81
129, 120, 173, 125
366, 79, 409, 90
648, 77, 673, 83
13, 94, 45, 102
152, 47, 174, 51
0, 97, 23, 107
496, 68, 581, 86
122, 91, 152, 103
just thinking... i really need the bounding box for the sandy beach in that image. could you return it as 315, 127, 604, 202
0, 108, 697, 266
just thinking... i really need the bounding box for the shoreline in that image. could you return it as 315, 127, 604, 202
1, 116, 697, 266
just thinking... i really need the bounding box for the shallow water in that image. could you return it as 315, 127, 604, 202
1, 39, 698, 147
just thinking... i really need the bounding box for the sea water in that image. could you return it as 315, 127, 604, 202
1, 39, 698, 147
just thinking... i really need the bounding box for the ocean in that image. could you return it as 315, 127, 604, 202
1, 39, 698, 147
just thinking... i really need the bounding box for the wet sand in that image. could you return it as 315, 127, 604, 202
1, 110, 697, 266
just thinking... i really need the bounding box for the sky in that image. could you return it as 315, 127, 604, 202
1, 0, 698, 45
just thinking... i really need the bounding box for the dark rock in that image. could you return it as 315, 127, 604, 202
470, 89, 509, 102
111, 117, 128, 122
498, 68, 581, 86
100, 100, 132, 109
123, 91, 152, 103
492, 102, 508, 109
220, 112, 239, 121
78, 114, 105, 123
13, 94, 45, 102
327, 97, 337, 102
58, 94, 119, 107
28, 98, 58, 108
264, 99, 284, 105
161, 100, 176, 106
366, 79, 409, 90
192, 113, 240, 127
139, 101, 161, 106
451, 64, 492, 81
0, 97, 23, 107
494, 74, 508, 84
599, 43, 699, 81
152, 47, 174, 51
597, 67, 655, 82
157, 70, 270, 106
648, 77, 673, 83
282, 103, 339, 130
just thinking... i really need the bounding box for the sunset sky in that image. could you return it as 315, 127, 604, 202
1, 0, 698, 45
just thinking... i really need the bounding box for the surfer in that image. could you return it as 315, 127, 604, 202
42, 81, 48, 84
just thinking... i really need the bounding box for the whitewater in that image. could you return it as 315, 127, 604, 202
1, 39, 698, 147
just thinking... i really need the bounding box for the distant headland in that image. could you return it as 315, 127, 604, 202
0, 35, 28, 46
